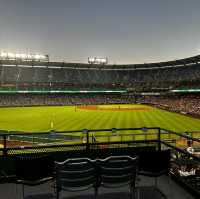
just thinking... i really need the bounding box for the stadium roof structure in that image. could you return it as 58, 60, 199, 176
0, 54, 200, 70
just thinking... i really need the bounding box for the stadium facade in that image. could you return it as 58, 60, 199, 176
0, 54, 200, 92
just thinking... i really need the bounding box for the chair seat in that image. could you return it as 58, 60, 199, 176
17, 176, 54, 186
24, 193, 54, 199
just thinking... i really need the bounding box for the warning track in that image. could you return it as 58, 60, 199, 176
77, 105, 152, 112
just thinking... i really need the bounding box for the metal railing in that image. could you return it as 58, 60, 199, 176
0, 126, 200, 196
0, 127, 199, 157
0, 127, 160, 156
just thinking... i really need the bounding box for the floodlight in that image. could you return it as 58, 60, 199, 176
88, 57, 108, 64
20, 54, 26, 59
7, 52, 15, 58
27, 54, 32, 59
0, 51, 49, 62
16, 54, 21, 58
34, 54, 41, 59
0, 52, 7, 57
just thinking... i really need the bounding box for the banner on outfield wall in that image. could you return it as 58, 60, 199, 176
141, 92, 160, 96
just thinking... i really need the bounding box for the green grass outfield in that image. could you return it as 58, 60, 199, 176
0, 104, 200, 134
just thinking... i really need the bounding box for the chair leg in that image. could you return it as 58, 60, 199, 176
22, 184, 25, 199
56, 190, 59, 199
94, 187, 98, 199
15, 184, 18, 197
155, 177, 158, 188
129, 184, 135, 199
136, 187, 140, 199
167, 175, 173, 199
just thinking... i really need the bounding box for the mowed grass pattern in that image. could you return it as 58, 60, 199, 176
0, 104, 200, 133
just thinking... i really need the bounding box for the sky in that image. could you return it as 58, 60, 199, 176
0, 0, 200, 64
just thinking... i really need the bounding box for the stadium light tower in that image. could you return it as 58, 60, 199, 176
88, 57, 108, 65
0, 51, 49, 62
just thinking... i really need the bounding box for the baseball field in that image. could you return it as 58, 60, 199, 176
0, 104, 199, 134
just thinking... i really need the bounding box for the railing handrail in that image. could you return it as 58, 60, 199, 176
0, 127, 200, 157
0, 126, 160, 136
0, 139, 158, 151
0, 127, 199, 144
160, 128, 200, 143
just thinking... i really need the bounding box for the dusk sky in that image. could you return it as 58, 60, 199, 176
1, 0, 200, 64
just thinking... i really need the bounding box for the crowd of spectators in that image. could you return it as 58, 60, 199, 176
142, 95, 200, 116
0, 94, 135, 107
0, 90, 199, 117
0, 93, 200, 117
1, 62, 200, 91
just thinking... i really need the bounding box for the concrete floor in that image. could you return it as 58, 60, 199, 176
0, 175, 197, 199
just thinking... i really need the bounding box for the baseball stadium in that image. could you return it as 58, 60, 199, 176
0, 53, 199, 199
0, 55, 200, 146
2, 1, 200, 198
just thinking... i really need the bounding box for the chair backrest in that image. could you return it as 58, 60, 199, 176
138, 149, 171, 173
100, 156, 138, 188
15, 155, 54, 181
55, 158, 97, 192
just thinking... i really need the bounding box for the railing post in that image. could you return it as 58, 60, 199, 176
86, 130, 90, 151
3, 135, 7, 156
132, 135, 135, 141
141, 127, 148, 141
158, 128, 161, 151
82, 129, 90, 151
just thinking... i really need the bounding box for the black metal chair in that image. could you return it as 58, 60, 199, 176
138, 149, 171, 196
15, 155, 55, 199
99, 156, 138, 199
55, 158, 98, 199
